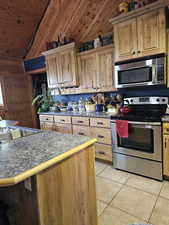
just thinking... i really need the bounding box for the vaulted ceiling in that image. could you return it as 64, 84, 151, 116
0, 0, 50, 58
0, 0, 160, 59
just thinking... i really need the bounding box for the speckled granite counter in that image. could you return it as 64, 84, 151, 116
0, 128, 96, 186
39, 111, 112, 118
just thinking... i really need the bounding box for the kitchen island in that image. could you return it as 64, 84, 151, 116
0, 127, 97, 225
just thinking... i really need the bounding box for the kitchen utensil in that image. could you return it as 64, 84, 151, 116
96, 104, 104, 112
85, 104, 96, 112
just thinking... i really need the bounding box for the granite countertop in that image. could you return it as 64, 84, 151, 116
39, 111, 112, 118
0, 127, 96, 186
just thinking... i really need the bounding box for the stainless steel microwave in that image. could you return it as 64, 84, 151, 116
114, 55, 166, 89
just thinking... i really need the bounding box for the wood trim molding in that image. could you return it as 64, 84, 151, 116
77, 44, 114, 56
42, 42, 76, 56
109, 0, 167, 25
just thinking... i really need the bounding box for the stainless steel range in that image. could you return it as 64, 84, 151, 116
111, 96, 168, 181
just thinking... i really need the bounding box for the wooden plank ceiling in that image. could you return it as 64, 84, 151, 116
0, 0, 50, 58
26, 0, 125, 58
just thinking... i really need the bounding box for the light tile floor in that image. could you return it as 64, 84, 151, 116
95, 161, 169, 225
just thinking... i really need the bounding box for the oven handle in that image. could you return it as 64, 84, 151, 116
111, 120, 161, 126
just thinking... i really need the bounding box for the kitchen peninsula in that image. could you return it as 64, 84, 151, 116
0, 126, 97, 225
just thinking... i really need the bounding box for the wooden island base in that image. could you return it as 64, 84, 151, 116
0, 145, 97, 225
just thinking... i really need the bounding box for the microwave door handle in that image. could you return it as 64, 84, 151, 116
152, 64, 157, 83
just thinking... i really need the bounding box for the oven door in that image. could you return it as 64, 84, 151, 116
111, 121, 162, 161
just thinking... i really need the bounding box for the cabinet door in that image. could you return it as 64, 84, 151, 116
58, 49, 78, 87
40, 122, 54, 131
55, 123, 72, 134
77, 53, 97, 91
137, 9, 166, 57
96, 48, 115, 91
114, 18, 137, 62
163, 135, 169, 176
46, 56, 59, 88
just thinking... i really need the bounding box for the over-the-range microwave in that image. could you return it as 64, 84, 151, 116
114, 55, 166, 89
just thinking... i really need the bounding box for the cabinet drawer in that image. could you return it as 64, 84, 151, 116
55, 123, 72, 134
95, 143, 112, 162
40, 122, 54, 131
90, 127, 111, 145
54, 116, 71, 124
39, 115, 54, 122
90, 118, 110, 128
72, 116, 89, 126
163, 123, 169, 135
73, 125, 90, 137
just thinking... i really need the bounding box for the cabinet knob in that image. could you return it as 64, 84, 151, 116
132, 51, 136, 55
98, 151, 105, 155
138, 50, 141, 54
98, 135, 104, 138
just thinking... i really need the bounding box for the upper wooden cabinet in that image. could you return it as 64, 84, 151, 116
137, 9, 166, 57
42, 43, 78, 88
114, 18, 137, 61
110, 1, 167, 62
77, 45, 115, 93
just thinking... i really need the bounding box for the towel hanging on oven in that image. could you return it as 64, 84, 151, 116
116, 120, 128, 138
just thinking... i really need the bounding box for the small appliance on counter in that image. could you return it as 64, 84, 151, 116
111, 96, 168, 181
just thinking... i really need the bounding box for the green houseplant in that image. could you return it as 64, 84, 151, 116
32, 90, 54, 112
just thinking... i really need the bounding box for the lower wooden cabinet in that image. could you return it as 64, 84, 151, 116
95, 143, 112, 162
40, 115, 113, 163
55, 123, 72, 134
90, 127, 112, 145
40, 122, 54, 131
72, 125, 90, 136
163, 134, 169, 177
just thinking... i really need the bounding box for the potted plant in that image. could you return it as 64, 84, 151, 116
32, 90, 54, 113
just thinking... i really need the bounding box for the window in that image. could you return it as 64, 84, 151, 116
0, 83, 4, 106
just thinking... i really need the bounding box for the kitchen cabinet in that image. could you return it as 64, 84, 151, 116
55, 123, 72, 134
42, 43, 78, 88
114, 18, 137, 61
163, 123, 169, 177
39, 114, 113, 163
45, 55, 59, 88
110, 4, 166, 62
96, 47, 115, 91
40, 121, 54, 131
77, 52, 97, 91
77, 45, 115, 93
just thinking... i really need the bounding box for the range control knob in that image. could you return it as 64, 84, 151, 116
130, 99, 133, 103
162, 98, 166, 102
156, 98, 160, 102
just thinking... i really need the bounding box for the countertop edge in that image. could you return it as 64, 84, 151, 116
0, 138, 97, 187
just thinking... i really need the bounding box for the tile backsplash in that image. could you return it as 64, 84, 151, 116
52, 85, 169, 103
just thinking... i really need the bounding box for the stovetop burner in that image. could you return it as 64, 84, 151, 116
111, 96, 168, 122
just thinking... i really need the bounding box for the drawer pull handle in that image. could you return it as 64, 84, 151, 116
78, 132, 84, 135
98, 151, 105, 155
45, 118, 49, 120
61, 119, 65, 122
97, 122, 103, 125
77, 121, 84, 123
98, 135, 104, 138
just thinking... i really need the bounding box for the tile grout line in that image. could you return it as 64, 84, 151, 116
147, 179, 165, 223
98, 181, 125, 217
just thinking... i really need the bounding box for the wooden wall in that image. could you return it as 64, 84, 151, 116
0, 57, 34, 127
26, 0, 124, 58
